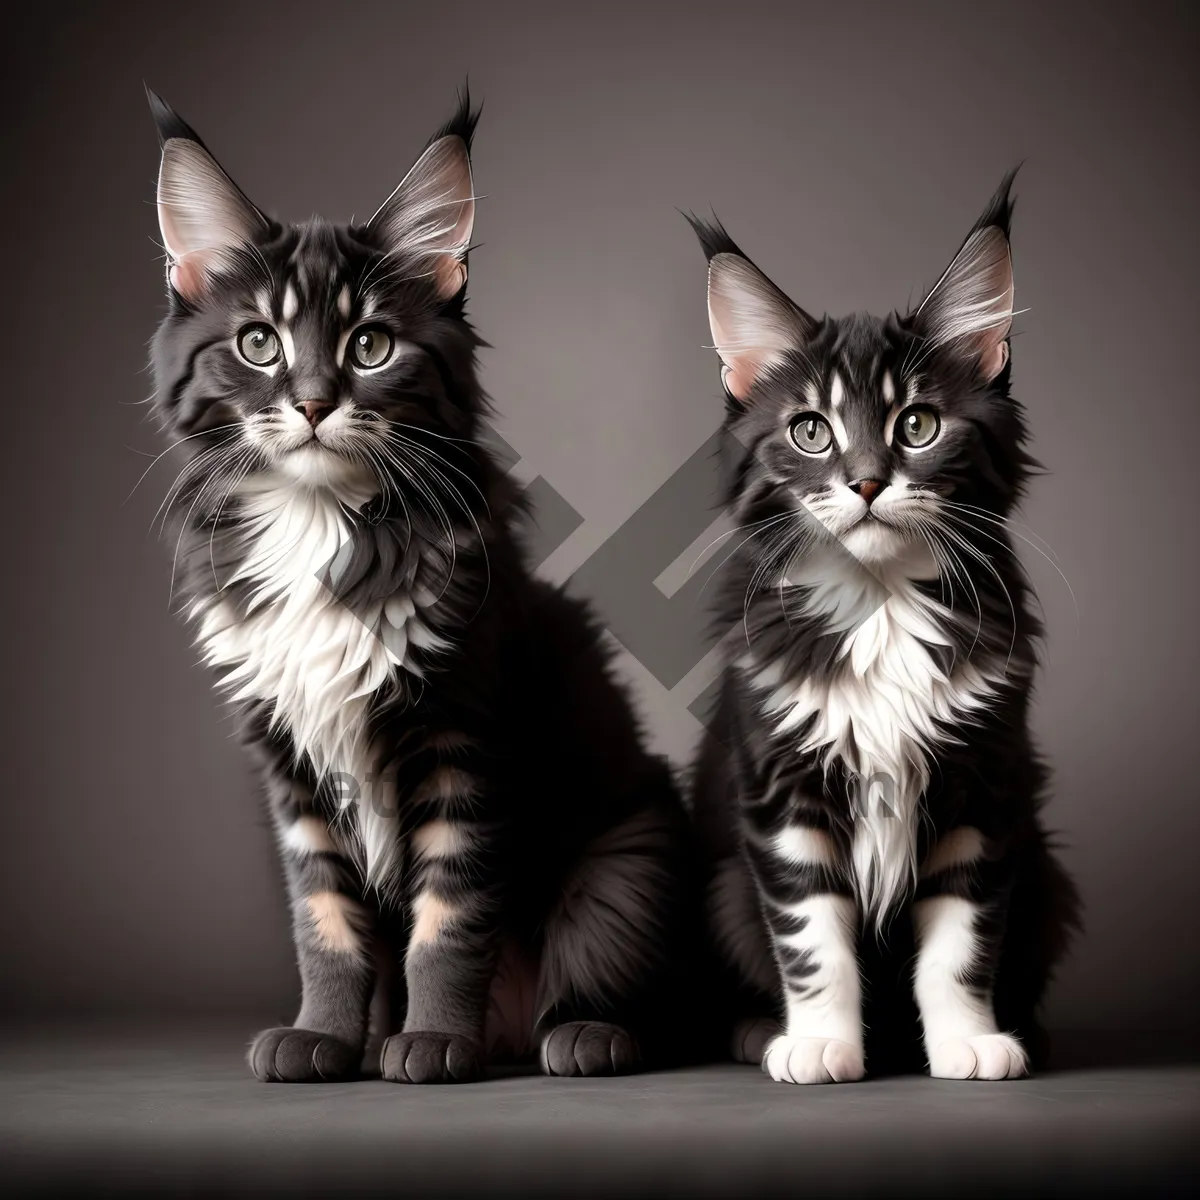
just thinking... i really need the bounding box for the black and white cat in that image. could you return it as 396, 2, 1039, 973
687, 177, 1080, 1083
145, 89, 697, 1083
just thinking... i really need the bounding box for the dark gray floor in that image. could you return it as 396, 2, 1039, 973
1, 1025, 1197, 1197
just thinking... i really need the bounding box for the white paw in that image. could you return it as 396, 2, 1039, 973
762, 1034, 865, 1084
928, 1033, 1029, 1080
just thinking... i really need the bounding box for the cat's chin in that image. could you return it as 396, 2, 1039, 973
275, 441, 372, 490
838, 518, 913, 565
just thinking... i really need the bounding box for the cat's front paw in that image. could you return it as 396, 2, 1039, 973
762, 1034, 865, 1084
928, 1033, 1029, 1080
539, 1021, 641, 1077
380, 1031, 482, 1084
248, 1027, 360, 1082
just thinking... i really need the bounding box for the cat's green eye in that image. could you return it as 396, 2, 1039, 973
349, 325, 394, 370
895, 405, 941, 448
789, 413, 834, 455
237, 323, 282, 367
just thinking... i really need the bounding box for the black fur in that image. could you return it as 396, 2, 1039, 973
145, 90, 699, 1083
688, 175, 1081, 1079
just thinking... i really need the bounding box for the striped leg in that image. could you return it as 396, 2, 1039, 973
913, 826, 1028, 1080
748, 817, 865, 1084
250, 781, 374, 1083
381, 732, 501, 1084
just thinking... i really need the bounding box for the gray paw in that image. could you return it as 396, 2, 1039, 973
380, 1031, 482, 1084
731, 1016, 781, 1065
249, 1027, 360, 1082
539, 1021, 640, 1077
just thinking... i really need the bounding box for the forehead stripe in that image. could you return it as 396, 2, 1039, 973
830, 371, 845, 409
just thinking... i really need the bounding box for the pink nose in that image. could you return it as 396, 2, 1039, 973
849, 478, 885, 506
296, 400, 334, 428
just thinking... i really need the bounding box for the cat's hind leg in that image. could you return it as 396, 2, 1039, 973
534, 804, 687, 1077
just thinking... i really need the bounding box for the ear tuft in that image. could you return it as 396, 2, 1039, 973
688, 216, 815, 404
428, 83, 481, 154
145, 85, 205, 149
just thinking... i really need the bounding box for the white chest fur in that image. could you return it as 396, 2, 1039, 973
191, 473, 444, 883
748, 551, 1005, 922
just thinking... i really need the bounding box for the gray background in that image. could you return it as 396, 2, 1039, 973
1, 0, 1196, 1036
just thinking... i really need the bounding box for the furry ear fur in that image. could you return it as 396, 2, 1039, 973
147, 87, 268, 302
687, 215, 816, 404
913, 172, 1018, 383
367, 94, 479, 300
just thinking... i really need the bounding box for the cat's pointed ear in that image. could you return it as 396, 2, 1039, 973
913, 170, 1018, 383
687, 215, 816, 404
366, 92, 480, 301
147, 87, 268, 302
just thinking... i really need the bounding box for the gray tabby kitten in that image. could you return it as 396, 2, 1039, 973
145, 88, 697, 1084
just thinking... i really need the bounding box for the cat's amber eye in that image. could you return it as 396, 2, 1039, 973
789, 413, 834, 455
894, 405, 941, 448
348, 325, 394, 370
237, 323, 282, 367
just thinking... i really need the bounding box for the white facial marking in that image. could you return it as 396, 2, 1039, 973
830, 371, 845, 409
826, 408, 850, 452
282, 283, 299, 322
337, 285, 351, 320
882, 371, 895, 403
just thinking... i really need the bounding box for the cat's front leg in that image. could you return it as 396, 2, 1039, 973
913, 826, 1028, 1080
747, 811, 865, 1084
381, 734, 502, 1084
250, 777, 375, 1082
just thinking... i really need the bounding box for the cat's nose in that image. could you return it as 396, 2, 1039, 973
296, 399, 335, 428
849, 478, 886, 506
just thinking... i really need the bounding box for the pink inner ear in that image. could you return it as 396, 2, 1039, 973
169, 254, 209, 302
722, 361, 760, 403
433, 256, 467, 300
979, 338, 1009, 382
